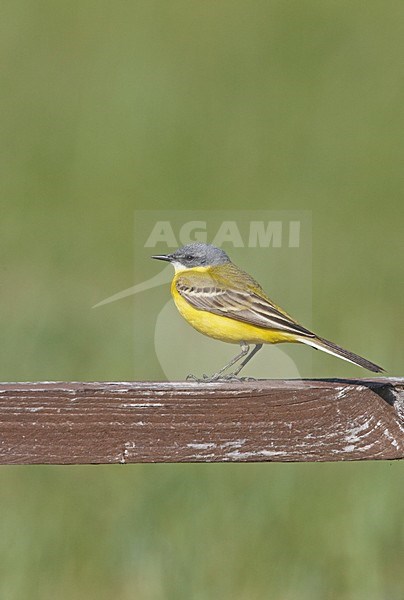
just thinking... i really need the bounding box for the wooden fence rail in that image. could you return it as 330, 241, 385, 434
0, 378, 403, 464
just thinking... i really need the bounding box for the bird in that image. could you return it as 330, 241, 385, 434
152, 242, 384, 380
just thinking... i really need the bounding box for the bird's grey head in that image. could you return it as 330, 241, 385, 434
152, 243, 231, 270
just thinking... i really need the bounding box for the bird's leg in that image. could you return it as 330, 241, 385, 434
186, 342, 250, 382
210, 342, 250, 378
187, 343, 264, 382
228, 343, 263, 377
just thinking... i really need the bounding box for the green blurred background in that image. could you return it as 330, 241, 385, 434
1, 1, 403, 598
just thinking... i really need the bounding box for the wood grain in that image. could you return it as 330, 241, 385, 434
0, 378, 403, 464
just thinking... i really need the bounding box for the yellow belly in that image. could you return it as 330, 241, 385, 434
172, 285, 297, 345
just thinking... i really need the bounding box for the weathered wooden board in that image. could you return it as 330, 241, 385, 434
0, 379, 403, 464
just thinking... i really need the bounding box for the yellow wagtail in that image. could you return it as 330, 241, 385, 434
152, 243, 384, 380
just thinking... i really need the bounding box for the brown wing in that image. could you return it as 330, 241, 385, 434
176, 273, 315, 338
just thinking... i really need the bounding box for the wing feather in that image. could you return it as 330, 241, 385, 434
176, 274, 314, 338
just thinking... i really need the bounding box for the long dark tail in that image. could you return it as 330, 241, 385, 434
299, 335, 384, 373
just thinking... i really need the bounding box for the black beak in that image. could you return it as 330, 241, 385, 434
151, 254, 172, 262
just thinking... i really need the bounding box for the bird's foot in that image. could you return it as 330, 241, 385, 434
186, 373, 201, 382
186, 372, 229, 383
217, 373, 257, 382
186, 372, 257, 383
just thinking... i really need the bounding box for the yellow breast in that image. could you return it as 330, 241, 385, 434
171, 272, 297, 345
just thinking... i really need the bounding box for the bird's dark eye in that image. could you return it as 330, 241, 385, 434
184, 254, 194, 261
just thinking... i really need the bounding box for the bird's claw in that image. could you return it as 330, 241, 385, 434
186, 372, 257, 383
186, 373, 221, 383
186, 374, 200, 382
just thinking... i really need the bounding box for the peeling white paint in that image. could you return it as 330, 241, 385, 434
260, 449, 288, 457
193, 454, 216, 460
220, 439, 246, 449
187, 442, 217, 450
383, 430, 399, 449
343, 444, 355, 452
124, 441, 136, 449
225, 449, 288, 460
336, 386, 351, 400
359, 443, 376, 452
119, 441, 136, 464
344, 419, 372, 445
225, 450, 257, 460
122, 403, 163, 408
341, 442, 375, 453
